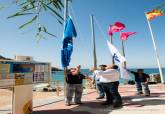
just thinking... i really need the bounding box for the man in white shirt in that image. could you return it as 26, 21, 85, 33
94, 65, 122, 108
91, 65, 106, 99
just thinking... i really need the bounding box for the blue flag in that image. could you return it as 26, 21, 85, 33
61, 16, 77, 68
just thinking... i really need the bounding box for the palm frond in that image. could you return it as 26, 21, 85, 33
19, 15, 38, 29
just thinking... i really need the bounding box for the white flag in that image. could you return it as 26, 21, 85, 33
107, 40, 130, 79
107, 40, 126, 64
119, 66, 130, 79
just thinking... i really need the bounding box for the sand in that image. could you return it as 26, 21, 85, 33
0, 87, 64, 108
0, 88, 12, 106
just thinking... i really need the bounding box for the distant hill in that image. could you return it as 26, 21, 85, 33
51, 67, 62, 71
0, 55, 12, 60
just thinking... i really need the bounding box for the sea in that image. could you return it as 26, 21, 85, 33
51, 68, 165, 85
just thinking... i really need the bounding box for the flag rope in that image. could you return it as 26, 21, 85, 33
93, 16, 107, 40
70, 5, 85, 43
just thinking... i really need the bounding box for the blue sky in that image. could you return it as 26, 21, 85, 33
0, 0, 165, 69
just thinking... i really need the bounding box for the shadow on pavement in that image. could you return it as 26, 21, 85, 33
32, 109, 93, 114
32, 100, 123, 114
122, 92, 165, 107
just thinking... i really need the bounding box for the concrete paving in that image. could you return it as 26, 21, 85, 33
32, 84, 165, 114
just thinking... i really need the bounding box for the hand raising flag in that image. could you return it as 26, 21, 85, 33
108, 22, 125, 36
120, 32, 136, 41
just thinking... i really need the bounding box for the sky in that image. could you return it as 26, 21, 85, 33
0, 0, 165, 69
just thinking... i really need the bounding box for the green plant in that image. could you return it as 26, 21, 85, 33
7, 0, 64, 40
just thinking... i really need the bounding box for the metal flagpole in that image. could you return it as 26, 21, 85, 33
63, 0, 69, 97
121, 40, 126, 68
145, 13, 164, 83
119, 31, 126, 68
90, 15, 97, 69
121, 39, 128, 84
110, 35, 115, 64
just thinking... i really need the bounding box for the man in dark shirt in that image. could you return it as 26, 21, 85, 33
66, 72, 86, 84
129, 69, 150, 96
65, 65, 91, 106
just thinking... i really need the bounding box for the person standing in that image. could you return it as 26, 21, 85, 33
91, 65, 106, 99
129, 69, 150, 96
65, 65, 91, 106
94, 65, 122, 108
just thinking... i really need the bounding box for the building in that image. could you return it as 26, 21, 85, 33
0, 56, 51, 87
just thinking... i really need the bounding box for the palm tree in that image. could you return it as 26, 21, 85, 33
6, 0, 64, 40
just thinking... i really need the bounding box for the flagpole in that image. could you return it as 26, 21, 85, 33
110, 35, 115, 64
63, 0, 68, 97
90, 15, 97, 69
119, 31, 126, 68
145, 13, 164, 83
120, 35, 127, 84
121, 40, 126, 68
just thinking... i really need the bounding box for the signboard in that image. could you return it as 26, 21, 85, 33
0, 72, 49, 86
0, 62, 50, 87
15, 73, 33, 85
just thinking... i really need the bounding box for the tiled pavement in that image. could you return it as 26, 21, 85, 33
32, 84, 165, 114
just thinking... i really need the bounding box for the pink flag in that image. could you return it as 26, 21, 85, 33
120, 32, 136, 40
108, 22, 125, 36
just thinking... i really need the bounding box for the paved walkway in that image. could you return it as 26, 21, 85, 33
33, 84, 165, 114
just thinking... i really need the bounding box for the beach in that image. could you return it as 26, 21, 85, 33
0, 88, 12, 107
0, 86, 63, 107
